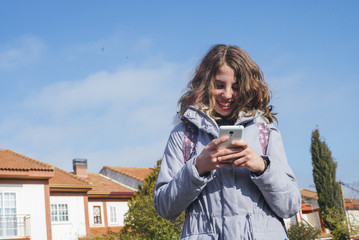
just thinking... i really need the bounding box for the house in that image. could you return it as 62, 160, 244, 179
289, 188, 359, 239
85, 165, 153, 236
49, 159, 92, 240
345, 198, 359, 231
85, 165, 153, 235
86, 172, 133, 235
0, 149, 153, 240
99, 166, 154, 191
299, 189, 326, 232
0, 149, 93, 240
0, 148, 55, 240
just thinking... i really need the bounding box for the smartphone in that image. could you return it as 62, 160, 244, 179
218, 125, 244, 149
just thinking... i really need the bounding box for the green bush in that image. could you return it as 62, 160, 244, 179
325, 207, 350, 240
79, 160, 184, 240
119, 159, 185, 239
288, 223, 321, 240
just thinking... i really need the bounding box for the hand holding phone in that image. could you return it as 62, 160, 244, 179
218, 125, 244, 149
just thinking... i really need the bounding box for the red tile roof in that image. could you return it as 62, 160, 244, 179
0, 149, 53, 171
300, 189, 319, 200
301, 188, 359, 210
104, 166, 153, 181
50, 166, 91, 188
87, 173, 133, 194
301, 201, 313, 212
0, 149, 155, 194
0, 149, 91, 189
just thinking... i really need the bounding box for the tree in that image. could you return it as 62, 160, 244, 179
310, 128, 349, 240
288, 223, 321, 240
120, 160, 185, 240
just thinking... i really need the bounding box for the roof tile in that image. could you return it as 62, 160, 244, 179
0, 149, 53, 171
50, 166, 91, 187
87, 173, 134, 193
0, 149, 90, 187
104, 166, 153, 181
300, 189, 319, 200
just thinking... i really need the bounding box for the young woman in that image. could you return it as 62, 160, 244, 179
154, 44, 301, 239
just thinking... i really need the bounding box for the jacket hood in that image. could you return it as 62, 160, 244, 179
183, 105, 265, 137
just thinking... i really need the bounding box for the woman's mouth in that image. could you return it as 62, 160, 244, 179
217, 101, 233, 110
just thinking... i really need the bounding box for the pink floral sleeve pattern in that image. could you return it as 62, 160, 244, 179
183, 124, 198, 163
257, 122, 269, 155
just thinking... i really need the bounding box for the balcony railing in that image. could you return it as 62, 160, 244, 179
0, 214, 31, 239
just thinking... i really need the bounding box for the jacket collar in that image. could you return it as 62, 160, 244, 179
183, 106, 263, 137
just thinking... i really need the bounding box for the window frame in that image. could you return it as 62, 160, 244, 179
93, 205, 102, 225
0, 192, 17, 237
50, 203, 69, 223
108, 205, 118, 225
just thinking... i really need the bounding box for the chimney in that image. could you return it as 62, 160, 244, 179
73, 158, 88, 178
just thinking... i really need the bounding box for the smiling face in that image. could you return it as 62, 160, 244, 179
211, 64, 239, 117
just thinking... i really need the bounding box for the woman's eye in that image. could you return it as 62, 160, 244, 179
215, 84, 224, 89
232, 85, 239, 90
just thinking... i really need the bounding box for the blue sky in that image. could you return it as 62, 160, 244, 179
1, 1, 358, 196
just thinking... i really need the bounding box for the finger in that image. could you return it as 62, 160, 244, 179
215, 161, 232, 168
230, 139, 248, 148
231, 153, 249, 167
217, 151, 243, 162
216, 156, 235, 164
219, 147, 242, 155
211, 135, 230, 147
217, 145, 244, 156
232, 161, 246, 168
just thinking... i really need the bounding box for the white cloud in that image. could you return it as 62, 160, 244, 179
0, 60, 190, 172
25, 62, 182, 117
0, 35, 46, 70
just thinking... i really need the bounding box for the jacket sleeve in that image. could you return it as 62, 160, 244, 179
251, 126, 301, 219
154, 124, 213, 220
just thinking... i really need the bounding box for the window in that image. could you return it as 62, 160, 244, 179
93, 206, 102, 224
51, 204, 69, 222
109, 205, 117, 224
51, 204, 58, 222
0, 192, 17, 237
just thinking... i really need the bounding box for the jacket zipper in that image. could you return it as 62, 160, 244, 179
247, 213, 255, 240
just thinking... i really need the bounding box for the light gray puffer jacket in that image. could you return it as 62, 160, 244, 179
154, 107, 301, 240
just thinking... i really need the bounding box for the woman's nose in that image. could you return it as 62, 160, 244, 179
223, 88, 233, 99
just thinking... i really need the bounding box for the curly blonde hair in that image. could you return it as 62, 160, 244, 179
178, 44, 277, 123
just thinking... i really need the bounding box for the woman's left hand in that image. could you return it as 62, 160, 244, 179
218, 139, 266, 173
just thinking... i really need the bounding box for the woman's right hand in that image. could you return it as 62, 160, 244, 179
194, 136, 241, 176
